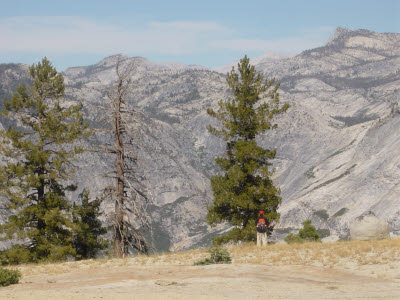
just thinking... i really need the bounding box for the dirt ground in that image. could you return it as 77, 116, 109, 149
2, 263, 400, 299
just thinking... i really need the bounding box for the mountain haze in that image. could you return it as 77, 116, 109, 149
215, 51, 294, 74
0, 27, 399, 250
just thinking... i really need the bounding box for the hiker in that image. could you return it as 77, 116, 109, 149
255, 211, 269, 246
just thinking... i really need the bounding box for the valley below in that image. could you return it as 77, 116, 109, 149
1, 27, 400, 250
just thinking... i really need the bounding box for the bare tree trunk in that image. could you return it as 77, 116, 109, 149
114, 78, 125, 258
101, 57, 153, 257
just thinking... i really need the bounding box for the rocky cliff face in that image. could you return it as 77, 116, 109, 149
259, 27, 400, 240
0, 27, 399, 250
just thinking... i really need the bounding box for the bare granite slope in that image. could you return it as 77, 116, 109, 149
0, 27, 399, 250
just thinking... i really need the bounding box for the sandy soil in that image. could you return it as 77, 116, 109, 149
1, 263, 400, 299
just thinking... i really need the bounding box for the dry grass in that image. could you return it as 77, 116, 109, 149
11, 238, 400, 280
228, 238, 400, 279
13, 248, 209, 277
229, 238, 400, 266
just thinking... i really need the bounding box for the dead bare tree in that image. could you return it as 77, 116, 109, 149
95, 56, 153, 257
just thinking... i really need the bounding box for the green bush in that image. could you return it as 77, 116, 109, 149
284, 233, 304, 244
284, 220, 321, 244
299, 220, 321, 242
194, 247, 232, 265
212, 220, 276, 247
0, 268, 21, 286
0, 245, 32, 266
72, 190, 109, 260
212, 225, 256, 246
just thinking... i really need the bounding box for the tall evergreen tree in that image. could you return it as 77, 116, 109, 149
0, 58, 91, 262
206, 56, 289, 245
72, 190, 108, 259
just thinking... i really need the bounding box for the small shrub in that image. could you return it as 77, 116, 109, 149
284, 220, 321, 244
194, 247, 232, 265
299, 220, 321, 242
212, 226, 256, 246
284, 233, 304, 244
0, 268, 21, 287
0, 245, 32, 265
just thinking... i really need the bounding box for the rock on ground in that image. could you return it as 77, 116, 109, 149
350, 215, 390, 240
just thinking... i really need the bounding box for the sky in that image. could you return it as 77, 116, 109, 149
0, 0, 399, 71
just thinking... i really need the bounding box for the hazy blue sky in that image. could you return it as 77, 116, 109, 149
1, 0, 399, 70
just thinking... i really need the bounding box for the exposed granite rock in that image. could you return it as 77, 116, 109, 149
350, 215, 390, 240
0, 27, 400, 250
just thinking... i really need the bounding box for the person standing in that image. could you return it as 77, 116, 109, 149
255, 211, 269, 246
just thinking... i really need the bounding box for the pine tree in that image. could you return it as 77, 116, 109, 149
206, 56, 289, 245
0, 57, 91, 262
72, 190, 108, 259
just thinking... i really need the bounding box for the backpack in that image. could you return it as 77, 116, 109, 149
257, 218, 267, 233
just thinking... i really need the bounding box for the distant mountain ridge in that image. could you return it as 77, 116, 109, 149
214, 51, 294, 74
63, 54, 208, 82
0, 27, 399, 251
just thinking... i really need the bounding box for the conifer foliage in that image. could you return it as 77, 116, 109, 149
72, 190, 108, 259
0, 58, 91, 262
206, 56, 289, 244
